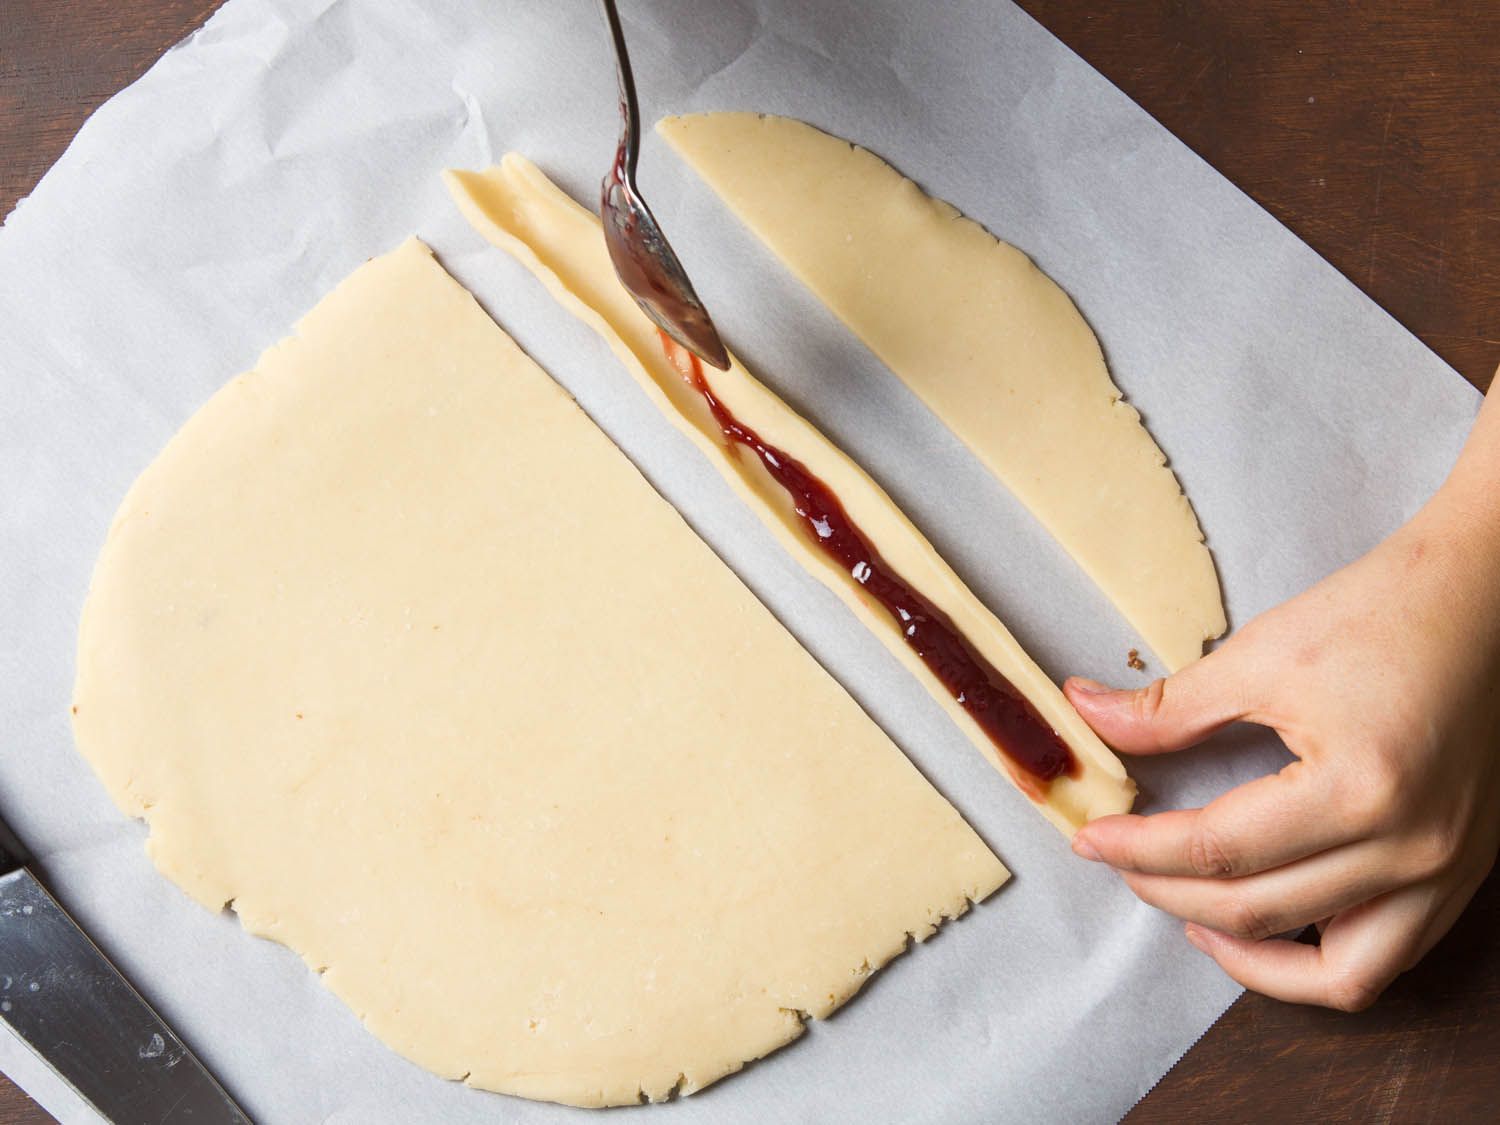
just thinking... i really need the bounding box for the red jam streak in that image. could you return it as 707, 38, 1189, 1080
660, 333, 1079, 789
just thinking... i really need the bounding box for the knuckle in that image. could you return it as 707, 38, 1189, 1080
1291, 639, 1324, 671
1134, 679, 1168, 725
1409, 824, 1462, 879
1327, 972, 1383, 1013
1220, 896, 1277, 942
1188, 824, 1237, 878
1229, 615, 1269, 651
1344, 761, 1405, 834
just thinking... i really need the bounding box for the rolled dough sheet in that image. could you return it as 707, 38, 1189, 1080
445, 158, 1134, 835
657, 112, 1227, 673
70, 239, 1009, 1107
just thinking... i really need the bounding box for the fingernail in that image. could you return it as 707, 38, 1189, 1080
1184, 925, 1210, 953
1071, 834, 1102, 862
1069, 677, 1114, 696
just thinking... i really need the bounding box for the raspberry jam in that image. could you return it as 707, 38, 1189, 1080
662, 334, 1077, 789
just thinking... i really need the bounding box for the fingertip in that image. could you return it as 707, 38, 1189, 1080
1070, 831, 1102, 862
1180, 926, 1329, 1006
1082, 812, 1136, 831
1183, 923, 1244, 954
1063, 679, 1179, 757
1182, 924, 1253, 975
1065, 676, 1117, 697
1064, 678, 1130, 718
1064, 678, 1138, 736
1070, 812, 1140, 867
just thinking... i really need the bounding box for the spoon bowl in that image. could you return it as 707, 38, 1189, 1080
598, 0, 730, 371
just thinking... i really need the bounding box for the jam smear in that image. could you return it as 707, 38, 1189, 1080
660, 333, 1078, 788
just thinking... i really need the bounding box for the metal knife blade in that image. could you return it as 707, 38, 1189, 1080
0, 842, 250, 1123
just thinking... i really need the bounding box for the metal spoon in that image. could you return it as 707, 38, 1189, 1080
598, 0, 730, 370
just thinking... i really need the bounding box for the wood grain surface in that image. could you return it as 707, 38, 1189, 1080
2, 1, 1496, 1122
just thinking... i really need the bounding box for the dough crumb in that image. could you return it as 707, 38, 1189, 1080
1127, 649, 1146, 672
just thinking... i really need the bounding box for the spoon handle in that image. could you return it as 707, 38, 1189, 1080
599, 0, 641, 181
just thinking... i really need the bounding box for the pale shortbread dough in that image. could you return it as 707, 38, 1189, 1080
445, 159, 1134, 834
71, 240, 1008, 1107
657, 113, 1226, 672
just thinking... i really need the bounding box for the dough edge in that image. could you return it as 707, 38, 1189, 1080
657, 111, 1228, 673
71, 238, 1009, 1108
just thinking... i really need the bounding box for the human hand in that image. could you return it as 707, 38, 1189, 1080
1063, 460, 1500, 1010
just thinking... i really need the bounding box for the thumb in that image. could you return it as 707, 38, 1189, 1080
1063, 644, 1261, 755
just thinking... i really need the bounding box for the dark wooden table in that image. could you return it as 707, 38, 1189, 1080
2, 2, 1496, 1121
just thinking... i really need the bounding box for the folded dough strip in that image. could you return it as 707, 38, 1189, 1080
657, 112, 1226, 673
446, 157, 1133, 834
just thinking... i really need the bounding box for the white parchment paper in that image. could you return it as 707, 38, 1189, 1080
0, 1, 1482, 1122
